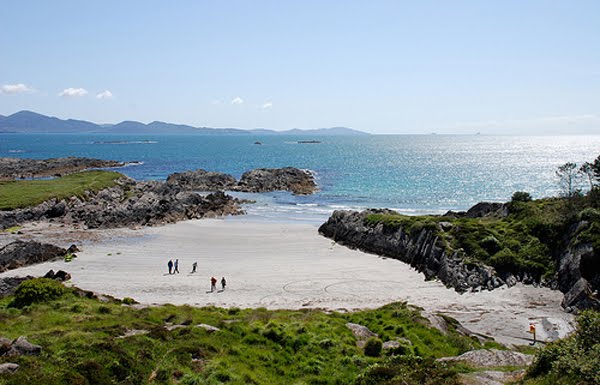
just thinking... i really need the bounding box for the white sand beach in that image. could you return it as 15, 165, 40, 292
0, 218, 574, 346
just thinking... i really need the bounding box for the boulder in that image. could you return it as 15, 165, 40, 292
195, 324, 220, 333
0, 363, 19, 374
0, 276, 32, 297
346, 322, 378, 348
5, 336, 42, 357
0, 241, 67, 273
43, 270, 71, 282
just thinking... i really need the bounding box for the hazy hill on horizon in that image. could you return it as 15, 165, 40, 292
0, 111, 369, 136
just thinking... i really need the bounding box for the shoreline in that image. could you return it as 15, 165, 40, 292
0, 217, 574, 346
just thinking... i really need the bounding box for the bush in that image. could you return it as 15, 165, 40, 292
10, 278, 67, 308
512, 191, 532, 202
527, 310, 600, 384
578, 207, 600, 222
480, 235, 502, 255
364, 337, 383, 357
488, 248, 518, 270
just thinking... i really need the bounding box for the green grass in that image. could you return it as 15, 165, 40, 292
364, 196, 600, 280
0, 170, 123, 210
0, 284, 485, 385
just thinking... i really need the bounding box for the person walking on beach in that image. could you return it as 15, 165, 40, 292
210, 276, 217, 292
191, 262, 197, 274
174, 259, 180, 274
221, 277, 227, 290
167, 260, 173, 275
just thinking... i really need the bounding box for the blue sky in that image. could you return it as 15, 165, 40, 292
1, 1, 599, 134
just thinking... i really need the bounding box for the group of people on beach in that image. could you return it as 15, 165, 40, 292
166, 259, 226, 292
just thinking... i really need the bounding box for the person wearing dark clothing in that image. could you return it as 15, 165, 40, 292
174, 259, 180, 274
210, 276, 217, 292
191, 262, 197, 274
221, 277, 227, 290
167, 260, 173, 275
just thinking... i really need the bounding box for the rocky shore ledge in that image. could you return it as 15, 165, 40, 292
319, 207, 599, 312
0, 157, 125, 180
0, 176, 243, 230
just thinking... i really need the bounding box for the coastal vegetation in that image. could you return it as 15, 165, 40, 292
0, 279, 494, 385
523, 309, 600, 385
0, 170, 122, 210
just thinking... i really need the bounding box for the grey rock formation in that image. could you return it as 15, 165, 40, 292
0, 241, 67, 273
4, 336, 42, 357
166, 169, 237, 191
0, 156, 124, 180
437, 349, 533, 367
236, 167, 317, 195
319, 209, 505, 293
556, 226, 600, 311
0, 276, 31, 297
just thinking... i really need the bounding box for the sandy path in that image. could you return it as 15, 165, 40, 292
0, 218, 574, 346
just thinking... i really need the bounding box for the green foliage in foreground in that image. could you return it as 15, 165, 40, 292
523, 310, 600, 385
365, 192, 600, 280
0, 170, 122, 210
0, 279, 486, 385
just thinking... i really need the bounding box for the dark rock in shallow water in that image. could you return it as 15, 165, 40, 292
236, 167, 317, 195
166, 169, 237, 191
0, 241, 67, 273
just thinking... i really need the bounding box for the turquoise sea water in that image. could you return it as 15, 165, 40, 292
2, 134, 600, 222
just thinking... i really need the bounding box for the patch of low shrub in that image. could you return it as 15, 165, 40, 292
9, 278, 68, 308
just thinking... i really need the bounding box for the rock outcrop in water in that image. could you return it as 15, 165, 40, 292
0, 157, 125, 180
167, 167, 317, 195
236, 167, 316, 195
166, 169, 238, 191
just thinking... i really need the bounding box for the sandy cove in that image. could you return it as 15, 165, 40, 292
0, 218, 574, 346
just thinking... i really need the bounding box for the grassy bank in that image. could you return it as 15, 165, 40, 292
365, 194, 600, 280
0, 170, 123, 210
0, 279, 496, 385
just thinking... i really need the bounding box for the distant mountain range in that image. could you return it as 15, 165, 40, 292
0, 111, 369, 136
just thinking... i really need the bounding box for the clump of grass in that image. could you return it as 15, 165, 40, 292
0, 170, 122, 210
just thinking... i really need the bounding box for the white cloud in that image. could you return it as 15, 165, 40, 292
1, 83, 34, 94
96, 90, 113, 99
59, 87, 88, 97
231, 96, 244, 105
261, 101, 273, 109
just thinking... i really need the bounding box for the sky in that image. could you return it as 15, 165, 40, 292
1, 1, 600, 134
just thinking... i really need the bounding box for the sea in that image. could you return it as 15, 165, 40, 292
2, 134, 600, 224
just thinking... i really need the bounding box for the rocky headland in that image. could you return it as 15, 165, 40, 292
0, 157, 125, 180
319, 205, 600, 312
